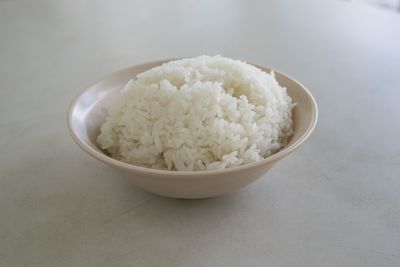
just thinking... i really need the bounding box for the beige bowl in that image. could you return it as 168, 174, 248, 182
68, 59, 318, 199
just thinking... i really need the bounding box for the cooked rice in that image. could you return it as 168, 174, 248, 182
97, 55, 294, 171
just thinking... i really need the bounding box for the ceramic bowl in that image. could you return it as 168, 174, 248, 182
68, 59, 318, 199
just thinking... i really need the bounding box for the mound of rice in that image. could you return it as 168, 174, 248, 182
97, 55, 294, 171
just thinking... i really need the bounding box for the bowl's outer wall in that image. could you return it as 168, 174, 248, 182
114, 163, 275, 199
69, 60, 317, 198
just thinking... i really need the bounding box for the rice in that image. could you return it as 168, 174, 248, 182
97, 55, 294, 171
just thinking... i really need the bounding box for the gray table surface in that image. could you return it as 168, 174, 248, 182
1, 0, 400, 266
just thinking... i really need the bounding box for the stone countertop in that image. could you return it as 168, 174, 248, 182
1, 0, 399, 266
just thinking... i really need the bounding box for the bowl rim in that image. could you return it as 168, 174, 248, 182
67, 59, 318, 177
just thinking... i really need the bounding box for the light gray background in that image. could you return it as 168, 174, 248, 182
1, 0, 399, 266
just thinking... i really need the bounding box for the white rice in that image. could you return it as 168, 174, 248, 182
97, 55, 294, 171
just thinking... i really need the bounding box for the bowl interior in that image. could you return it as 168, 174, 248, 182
69, 60, 317, 170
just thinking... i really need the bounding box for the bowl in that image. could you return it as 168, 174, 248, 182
68, 59, 318, 199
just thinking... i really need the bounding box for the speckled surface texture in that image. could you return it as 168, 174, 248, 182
1, 0, 399, 266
